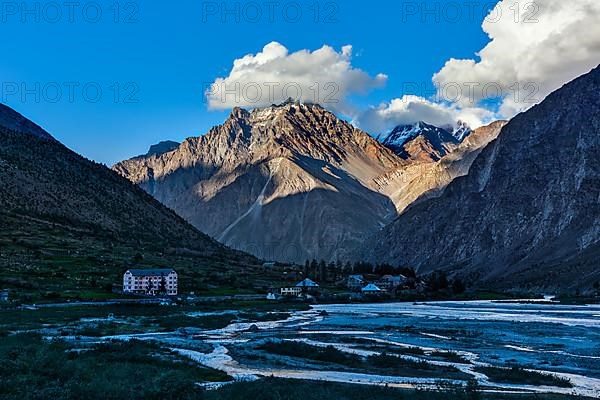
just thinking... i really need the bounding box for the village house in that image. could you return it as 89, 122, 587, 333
347, 275, 365, 291
296, 278, 319, 292
123, 269, 178, 296
361, 283, 383, 295
375, 275, 407, 292
280, 286, 303, 297
280, 278, 320, 297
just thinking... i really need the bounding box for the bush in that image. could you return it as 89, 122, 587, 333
258, 341, 362, 367
475, 366, 572, 387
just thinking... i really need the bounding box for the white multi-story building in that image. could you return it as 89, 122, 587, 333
280, 286, 302, 297
123, 269, 178, 296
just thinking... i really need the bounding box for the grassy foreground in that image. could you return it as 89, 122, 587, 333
0, 334, 592, 400
257, 340, 469, 380
0, 334, 229, 400
203, 379, 589, 400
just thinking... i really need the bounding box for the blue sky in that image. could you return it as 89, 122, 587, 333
0, 1, 523, 164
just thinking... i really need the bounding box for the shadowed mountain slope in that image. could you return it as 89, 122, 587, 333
0, 105, 264, 301
360, 66, 600, 291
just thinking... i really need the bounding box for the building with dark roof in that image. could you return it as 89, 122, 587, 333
123, 269, 177, 296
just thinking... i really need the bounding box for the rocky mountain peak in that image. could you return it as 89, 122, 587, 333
113, 101, 405, 263
113, 99, 505, 264
229, 106, 251, 121
146, 140, 180, 157
450, 120, 472, 141
378, 121, 460, 162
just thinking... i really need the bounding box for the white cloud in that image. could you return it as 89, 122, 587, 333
206, 42, 387, 110
433, 0, 600, 118
207, 1, 600, 134
355, 95, 495, 134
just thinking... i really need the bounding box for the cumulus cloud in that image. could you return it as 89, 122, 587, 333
433, 0, 600, 118
206, 42, 387, 110
355, 95, 495, 134
207, 1, 600, 134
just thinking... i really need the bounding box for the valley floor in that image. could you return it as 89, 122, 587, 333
1, 299, 599, 399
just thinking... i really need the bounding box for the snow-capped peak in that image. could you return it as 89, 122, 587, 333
451, 120, 472, 142
377, 120, 472, 149
377, 121, 450, 148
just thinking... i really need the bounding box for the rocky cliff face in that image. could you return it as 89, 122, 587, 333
115, 102, 504, 263
114, 102, 405, 263
360, 66, 600, 291
374, 120, 506, 215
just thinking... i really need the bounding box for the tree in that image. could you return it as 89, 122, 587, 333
327, 262, 336, 283
465, 379, 482, 400
310, 259, 319, 277
427, 271, 449, 291
452, 278, 466, 294
397, 266, 417, 279
344, 262, 352, 275
318, 260, 327, 282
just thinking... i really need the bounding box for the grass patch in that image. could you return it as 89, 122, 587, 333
367, 352, 466, 377
257, 341, 469, 379
151, 313, 237, 331
0, 301, 307, 333
204, 377, 588, 400
430, 350, 471, 364
475, 366, 572, 388
0, 334, 230, 400
258, 341, 362, 367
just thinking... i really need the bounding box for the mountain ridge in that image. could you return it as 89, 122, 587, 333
359, 66, 600, 291
0, 103, 55, 141
0, 103, 263, 300
115, 102, 505, 263
114, 102, 404, 263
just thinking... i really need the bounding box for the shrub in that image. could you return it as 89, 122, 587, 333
475, 366, 572, 388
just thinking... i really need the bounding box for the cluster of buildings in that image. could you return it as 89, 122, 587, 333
274, 274, 409, 299
347, 274, 408, 295
278, 278, 320, 298
123, 269, 178, 296
118, 268, 408, 300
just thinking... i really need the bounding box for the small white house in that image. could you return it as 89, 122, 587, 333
361, 283, 383, 294
123, 269, 178, 296
296, 278, 319, 288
